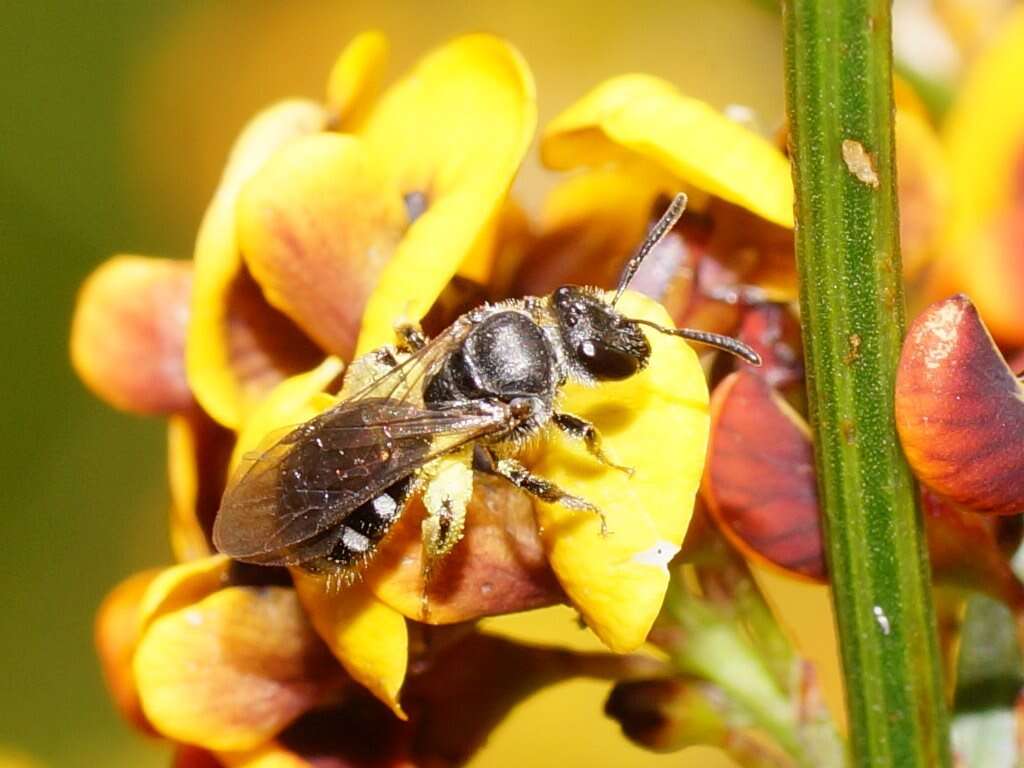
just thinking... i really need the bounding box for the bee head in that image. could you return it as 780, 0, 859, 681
552, 286, 651, 381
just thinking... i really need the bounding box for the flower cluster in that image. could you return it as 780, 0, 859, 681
74, 31, 799, 765
72, 6, 1024, 763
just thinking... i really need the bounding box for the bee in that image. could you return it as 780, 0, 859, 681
212, 194, 760, 585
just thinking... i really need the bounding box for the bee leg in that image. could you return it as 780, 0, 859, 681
485, 455, 609, 536
419, 455, 474, 619
553, 413, 634, 476
393, 321, 427, 353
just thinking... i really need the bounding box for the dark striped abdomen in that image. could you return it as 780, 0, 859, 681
300, 475, 415, 578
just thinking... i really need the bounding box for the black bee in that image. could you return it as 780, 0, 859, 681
213, 194, 759, 583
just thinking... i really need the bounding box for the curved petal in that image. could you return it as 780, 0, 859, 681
542, 75, 793, 228
943, 4, 1024, 240
169, 410, 235, 562
896, 294, 1024, 515
356, 34, 537, 354
187, 100, 328, 428
71, 256, 193, 414
229, 356, 344, 472
136, 555, 231, 633
237, 134, 407, 359
293, 573, 409, 720
896, 109, 950, 284
364, 476, 562, 624
703, 372, 825, 581
532, 292, 709, 652
95, 569, 161, 732
510, 166, 671, 298
134, 586, 343, 751
325, 30, 389, 129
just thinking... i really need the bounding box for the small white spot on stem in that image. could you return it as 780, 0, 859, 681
873, 605, 891, 635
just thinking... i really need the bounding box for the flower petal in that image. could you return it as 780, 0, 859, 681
542, 75, 794, 228
187, 100, 328, 429
356, 34, 537, 354
325, 30, 389, 129
237, 133, 408, 359
174, 746, 224, 768
229, 357, 345, 472
923, 489, 1024, 610
136, 555, 231, 632
364, 476, 562, 624
169, 410, 235, 562
71, 256, 193, 414
703, 371, 825, 581
532, 292, 709, 652
95, 569, 161, 732
896, 109, 950, 284
734, 303, 804, 393
293, 573, 409, 719
896, 294, 1024, 515
509, 166, 671, 298
943, 4, 1024, 241
134, 586, 343, 750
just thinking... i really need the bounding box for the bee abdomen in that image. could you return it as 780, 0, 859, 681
302, 475, 414, 576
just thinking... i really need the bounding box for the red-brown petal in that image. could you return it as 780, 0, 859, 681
896, 294, 1024, 515
735, 303, 804, 391
924, 489, 1024, 611
365, 475, 563, 624
71, 256, 193, 414
703, 371, 826, 581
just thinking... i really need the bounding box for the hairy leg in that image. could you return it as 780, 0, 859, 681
552, 412, 634, 476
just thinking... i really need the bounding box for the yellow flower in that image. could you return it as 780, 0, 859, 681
932, 4, 1024, 345
78, 30, 737, 763
512, 75, 797, 338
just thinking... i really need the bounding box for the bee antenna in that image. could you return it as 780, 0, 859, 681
612, 192, 688, 307
632, 319, 762, 366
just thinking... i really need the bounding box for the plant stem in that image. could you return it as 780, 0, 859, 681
781, 2, 951, 766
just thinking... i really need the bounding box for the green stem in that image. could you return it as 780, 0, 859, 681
781, 2, 951, 766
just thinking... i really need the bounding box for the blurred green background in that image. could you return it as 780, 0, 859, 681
0, 2, 783, 765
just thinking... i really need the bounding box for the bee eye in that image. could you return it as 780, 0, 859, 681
576, 338, 641, 381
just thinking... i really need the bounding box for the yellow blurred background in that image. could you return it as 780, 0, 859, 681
1, 1, 843, 766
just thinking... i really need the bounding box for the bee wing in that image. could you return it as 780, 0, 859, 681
212, 397, 510, 566
345, 316, 475, 407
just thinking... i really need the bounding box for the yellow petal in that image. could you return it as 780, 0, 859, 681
134, 586, 342, 750
943, 3, 1024, 240
511, 165, 670, 297
896, 109, 951, 284
293, 572, 408, 719
187, 100, 328, 429
542, 75, 794, 229
168, 411, 235, 562
532, 291, 709, 652
95, 569, 161, 732
71, 255, 193, 414
219, 745, 309, 768
229, 356, 344, 472
356, 34, 536, 354
325, 30, 389, 130
237, 134, 407, 359
136, 555, 231, 633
